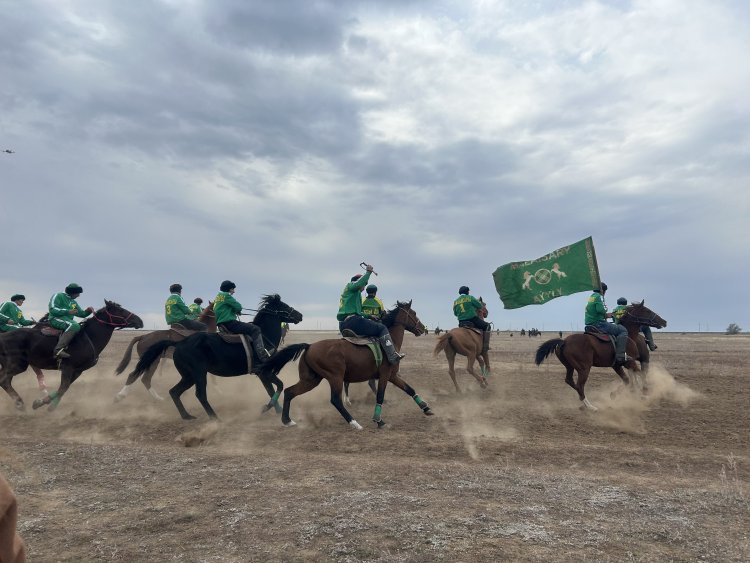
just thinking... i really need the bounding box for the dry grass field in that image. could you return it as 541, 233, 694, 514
1, 329, 748, 562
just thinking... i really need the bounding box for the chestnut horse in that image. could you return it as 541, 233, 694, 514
534, 300, 667, 410
258, 301, 432, 429
433, 299, 490, 393
113, 303, 216, 402
0, 301, 143, 411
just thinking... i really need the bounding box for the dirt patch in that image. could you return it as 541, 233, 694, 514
1, 331, 749, 561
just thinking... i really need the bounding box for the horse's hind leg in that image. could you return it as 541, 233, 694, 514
0, 375, 25, 411
390, 374, 433, 417
465, 356, 488, 389
281, 376, 321, 427
576, 368, 597, 411
260, 373, 284, 414
328, 379, 363, 430
445, 349, 461, 393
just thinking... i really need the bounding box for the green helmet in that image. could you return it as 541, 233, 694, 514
617, 297, 627, 305
366, 284, 377, 294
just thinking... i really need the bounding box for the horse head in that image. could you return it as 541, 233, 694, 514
385, 300, 425, 336
256, 294, 303, 325
96, 300, 144, 329
623, 300, 667, 329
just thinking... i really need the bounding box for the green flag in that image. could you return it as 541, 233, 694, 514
492, 237, 601, 309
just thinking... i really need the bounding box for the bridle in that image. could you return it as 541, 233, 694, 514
393, 305, 424, 335
623, 306, 658, 327
92, 308, 136, 328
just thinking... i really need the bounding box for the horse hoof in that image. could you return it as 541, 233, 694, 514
423, 408, 434, 416
260, 403, 273, 414
283, 420, 297, 427
148, 389, 164, 401
375, 419, 386, 429
48, 403, 58, 412
349, 420, 363, 431
182, 414, 197, 421
14, 401, 25, 412
32, 399, 44, 410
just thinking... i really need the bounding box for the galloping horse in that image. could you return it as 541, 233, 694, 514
125, 294, 302, 420
113, 303, 216, 402
534, 301, 667, 410
259, 301, 432, 429
0, 301, 143, 411
433, 299, 490, 393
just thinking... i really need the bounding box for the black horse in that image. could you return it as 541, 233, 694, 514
126, 294, 302, 420
0, 300, 143, 411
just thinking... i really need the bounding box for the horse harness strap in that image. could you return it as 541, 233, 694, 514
238, 335, 253, 374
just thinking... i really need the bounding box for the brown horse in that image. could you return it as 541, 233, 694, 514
534, 300, 667, 410
113, 303, 216, 402
0, 301, 143, 411
433, 299, 490, 393
259, 301, 432, 429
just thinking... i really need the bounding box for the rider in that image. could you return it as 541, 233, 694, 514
453, 286, 491, 352
48, 283, 95, 358
0, 294, 35, 332
188, 297, 204, 319
165, 284, 206, 331
214, 280, 272, 362
337, 264, 404, 364
361, 284, 385, 320
613, 297, 657, 351
584, 283, 629, 365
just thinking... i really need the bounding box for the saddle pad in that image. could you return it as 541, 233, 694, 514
342, 336, 376, 346
458, 326, 483, 335
40, 327, 61, 337
587, 332, 614, 343
217, 333, 244, 344
342, 337, 383, 368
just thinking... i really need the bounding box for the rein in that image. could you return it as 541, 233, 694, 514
92, 309, 136, 328
390, 306, 423, 335
623, 307, 657, 326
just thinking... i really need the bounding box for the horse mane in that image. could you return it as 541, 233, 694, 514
382, 301, 410, 328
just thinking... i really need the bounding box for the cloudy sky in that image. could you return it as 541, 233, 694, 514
1, 0, 748, 333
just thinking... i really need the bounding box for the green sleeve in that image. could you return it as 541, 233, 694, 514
226, 294, 243, 313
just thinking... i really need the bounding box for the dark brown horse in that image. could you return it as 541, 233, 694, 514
433, 299, 490, 393
0, 301, 143, 411
534, 301, 667, 410
113, 303, 216, 402
259, 301, 432, 429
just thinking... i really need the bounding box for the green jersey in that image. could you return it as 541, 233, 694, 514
49, 292, 91, 323
584, 292, 607, 325
188, 303, 203, 319
165, 293, 192, 324
336, 271, 372, 321
612, 304, 627, 324
453, 294, 483, 321
214, 291, 242, 324
362, 296, 385, 319
0, 301, 34, 328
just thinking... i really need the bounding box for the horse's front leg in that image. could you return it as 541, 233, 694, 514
390, 373, 433, 417
33, 368, 78, 411
372, 372, 390, 429
259, 372, 284, 414
32, 366, 49, 397
466, 356, 488, 389
480, 352, 491, 378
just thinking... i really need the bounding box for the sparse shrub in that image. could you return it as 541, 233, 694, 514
725, 323, 742, 335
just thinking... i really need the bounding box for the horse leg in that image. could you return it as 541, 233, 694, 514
372, 375, 389, 429
34, 368, 78, 411
0, 375, 25, 411
576, 368, 597, 411
609, 365, 633, 400
260, 373, 284, 415
466, 356, 488, 389
32, 366, 48, 397
480, 352, 491, 378
281, 377, 321, 427
328, 379, 362, 430
343, 381, 352, 407
390, 374, 433, 417
193, 374, 218, 419
169, 376, 197, 420
445, 348, 461, 394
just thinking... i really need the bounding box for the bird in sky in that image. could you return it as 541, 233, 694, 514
3, 149, 14, 154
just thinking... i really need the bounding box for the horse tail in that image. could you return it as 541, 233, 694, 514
433, 333, 452, 357
259, 343, 309, 378
534, 338, 564, 366
114, 334, 144, 375
128, 340, 177, 380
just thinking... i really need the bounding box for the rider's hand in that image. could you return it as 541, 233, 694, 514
365, 264, 374, 272
6, 319, 14, 325
68, 309, 77, 315
86, 306, 95, 314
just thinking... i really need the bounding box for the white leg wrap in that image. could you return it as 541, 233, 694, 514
582, 397, 598, 411
283, 420, 297, 427
114, 385, 130, 402
148, 387, 164, 401
350, 420, 363, 430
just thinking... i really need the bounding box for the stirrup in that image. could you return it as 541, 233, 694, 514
55, 349, 71, 359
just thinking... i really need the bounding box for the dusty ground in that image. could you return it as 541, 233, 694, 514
1, 329, 748, 562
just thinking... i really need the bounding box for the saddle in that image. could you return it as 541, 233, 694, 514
340, 329, 383, 367
584, 325, 615, 343
457, 322, 483, 335
40, 326, 62, 337
169, 324, 198, 338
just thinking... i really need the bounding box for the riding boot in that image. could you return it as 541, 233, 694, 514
54, 330, 76, 359
482, 330, 491, 354
647, 339, 657, 351
378, 335, 405, 365
614, 333, 630, 365
251, 334, 272, 363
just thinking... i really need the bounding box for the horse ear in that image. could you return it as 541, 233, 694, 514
408, 299, 412, 307
639, 299, 645, 306
104, 299, 111, 307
